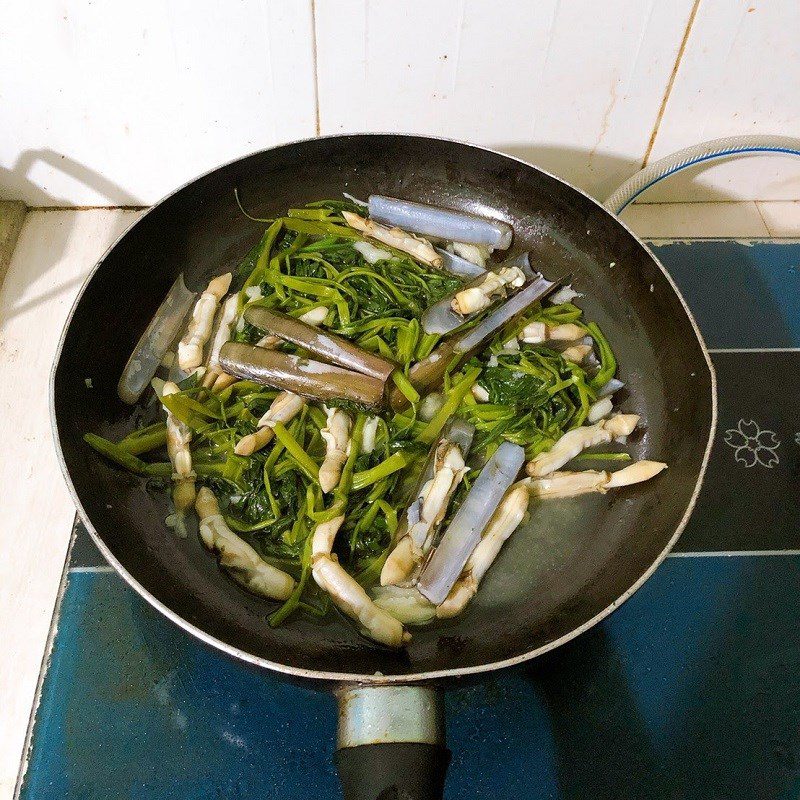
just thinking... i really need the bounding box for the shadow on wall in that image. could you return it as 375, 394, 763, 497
493, 143, 644, 204
0, 150, 144, 329
0, 149, 147, 336
3, 143, 654, 210
0, 148, 143, 207
3, 141, 766, 211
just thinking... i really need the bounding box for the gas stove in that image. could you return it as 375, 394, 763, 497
18, 239, 800, 799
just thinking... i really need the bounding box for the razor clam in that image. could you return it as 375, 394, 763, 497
389, 272, 562, 410
161, 381, 195, 515
451, 242, 492, 268
368, 195, 513, 249
433, 246, 487, 279
244, 306, 395, 381
178, 273, 233, 370
381, 419, 475, 587
313, 554, 409, 647
117, 275, 197, 404
234, 391, 306, 456
522, 460, 667, 499
450, 268, 526, 317
371, 585, 436, 625
353, 240, 392, 265
526, 414, 640, 477
311, 515, 409, 647
219, 342, 386, 407
586, 396, 613, 423
421, 253, 536, 335
527, 414, 639, 478
196, 487, 295, 601
417, 440, 526, 605
319, 406, 352, 493
561, 343, 593, 364
361, 416, 380, 454
342, 211, 442, 268
518, 321, 585, 345
203, 294, 239, 388
436, 482, 530, 618
598, 377, 625, 397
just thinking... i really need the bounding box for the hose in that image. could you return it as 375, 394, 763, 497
604, 135, 800, 215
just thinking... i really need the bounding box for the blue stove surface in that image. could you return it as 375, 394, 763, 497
19, 241, 800, 799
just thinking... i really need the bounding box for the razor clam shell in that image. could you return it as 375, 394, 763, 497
219, 342, 385, 407
244, 307, 395, 381
455, 272, 556, 354
417, 440, 525, 605
393, 418, 476, 545
434, 247, 487, 279
369, 195, 513, 249
389, 272, 560, 410
420, 253, 536, 335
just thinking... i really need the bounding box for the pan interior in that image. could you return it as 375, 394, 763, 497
53, 135, 714, 680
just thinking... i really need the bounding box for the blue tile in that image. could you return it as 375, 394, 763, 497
651, 241, 800, 348
21, 557, 800, 799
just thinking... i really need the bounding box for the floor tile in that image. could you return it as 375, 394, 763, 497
757, 200, 800, 237
0, 209, 142, 797
621, 202, 770, 239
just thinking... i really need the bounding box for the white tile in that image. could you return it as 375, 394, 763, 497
315, 0, 695, 201
0, 1, 316, 206
621, 201, 770, 239
646, 0, 800, 202
755, 201, 800, 237
0, 209, 142, 797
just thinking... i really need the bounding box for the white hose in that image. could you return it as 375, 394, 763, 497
604, 135, 800, 215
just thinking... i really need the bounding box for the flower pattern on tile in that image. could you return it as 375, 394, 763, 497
724, 419, 780, 468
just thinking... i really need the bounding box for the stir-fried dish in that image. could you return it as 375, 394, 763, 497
85, 194, 667, 647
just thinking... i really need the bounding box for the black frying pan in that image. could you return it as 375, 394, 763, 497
51, 135, 715, 799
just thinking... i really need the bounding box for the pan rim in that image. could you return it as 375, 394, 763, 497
50, 132, 718, 684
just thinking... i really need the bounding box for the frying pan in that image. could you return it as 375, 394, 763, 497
51, 134, 715, 799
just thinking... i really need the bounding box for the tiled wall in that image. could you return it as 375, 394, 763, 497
2, 0, 799, 206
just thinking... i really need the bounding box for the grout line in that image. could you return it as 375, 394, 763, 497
27, 205, 147, 212
754, 201, 774, 237
641, 0, 702, 167
0, 200, 27, 291
708, 347, 800, 353
668, 550, 800, 558
68, 565, 114, 573
310, 0, 321, 136
646, 236, 800, 243
635, 200, 790, 207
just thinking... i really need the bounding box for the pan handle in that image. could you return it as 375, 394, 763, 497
335, 685, 449, 800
